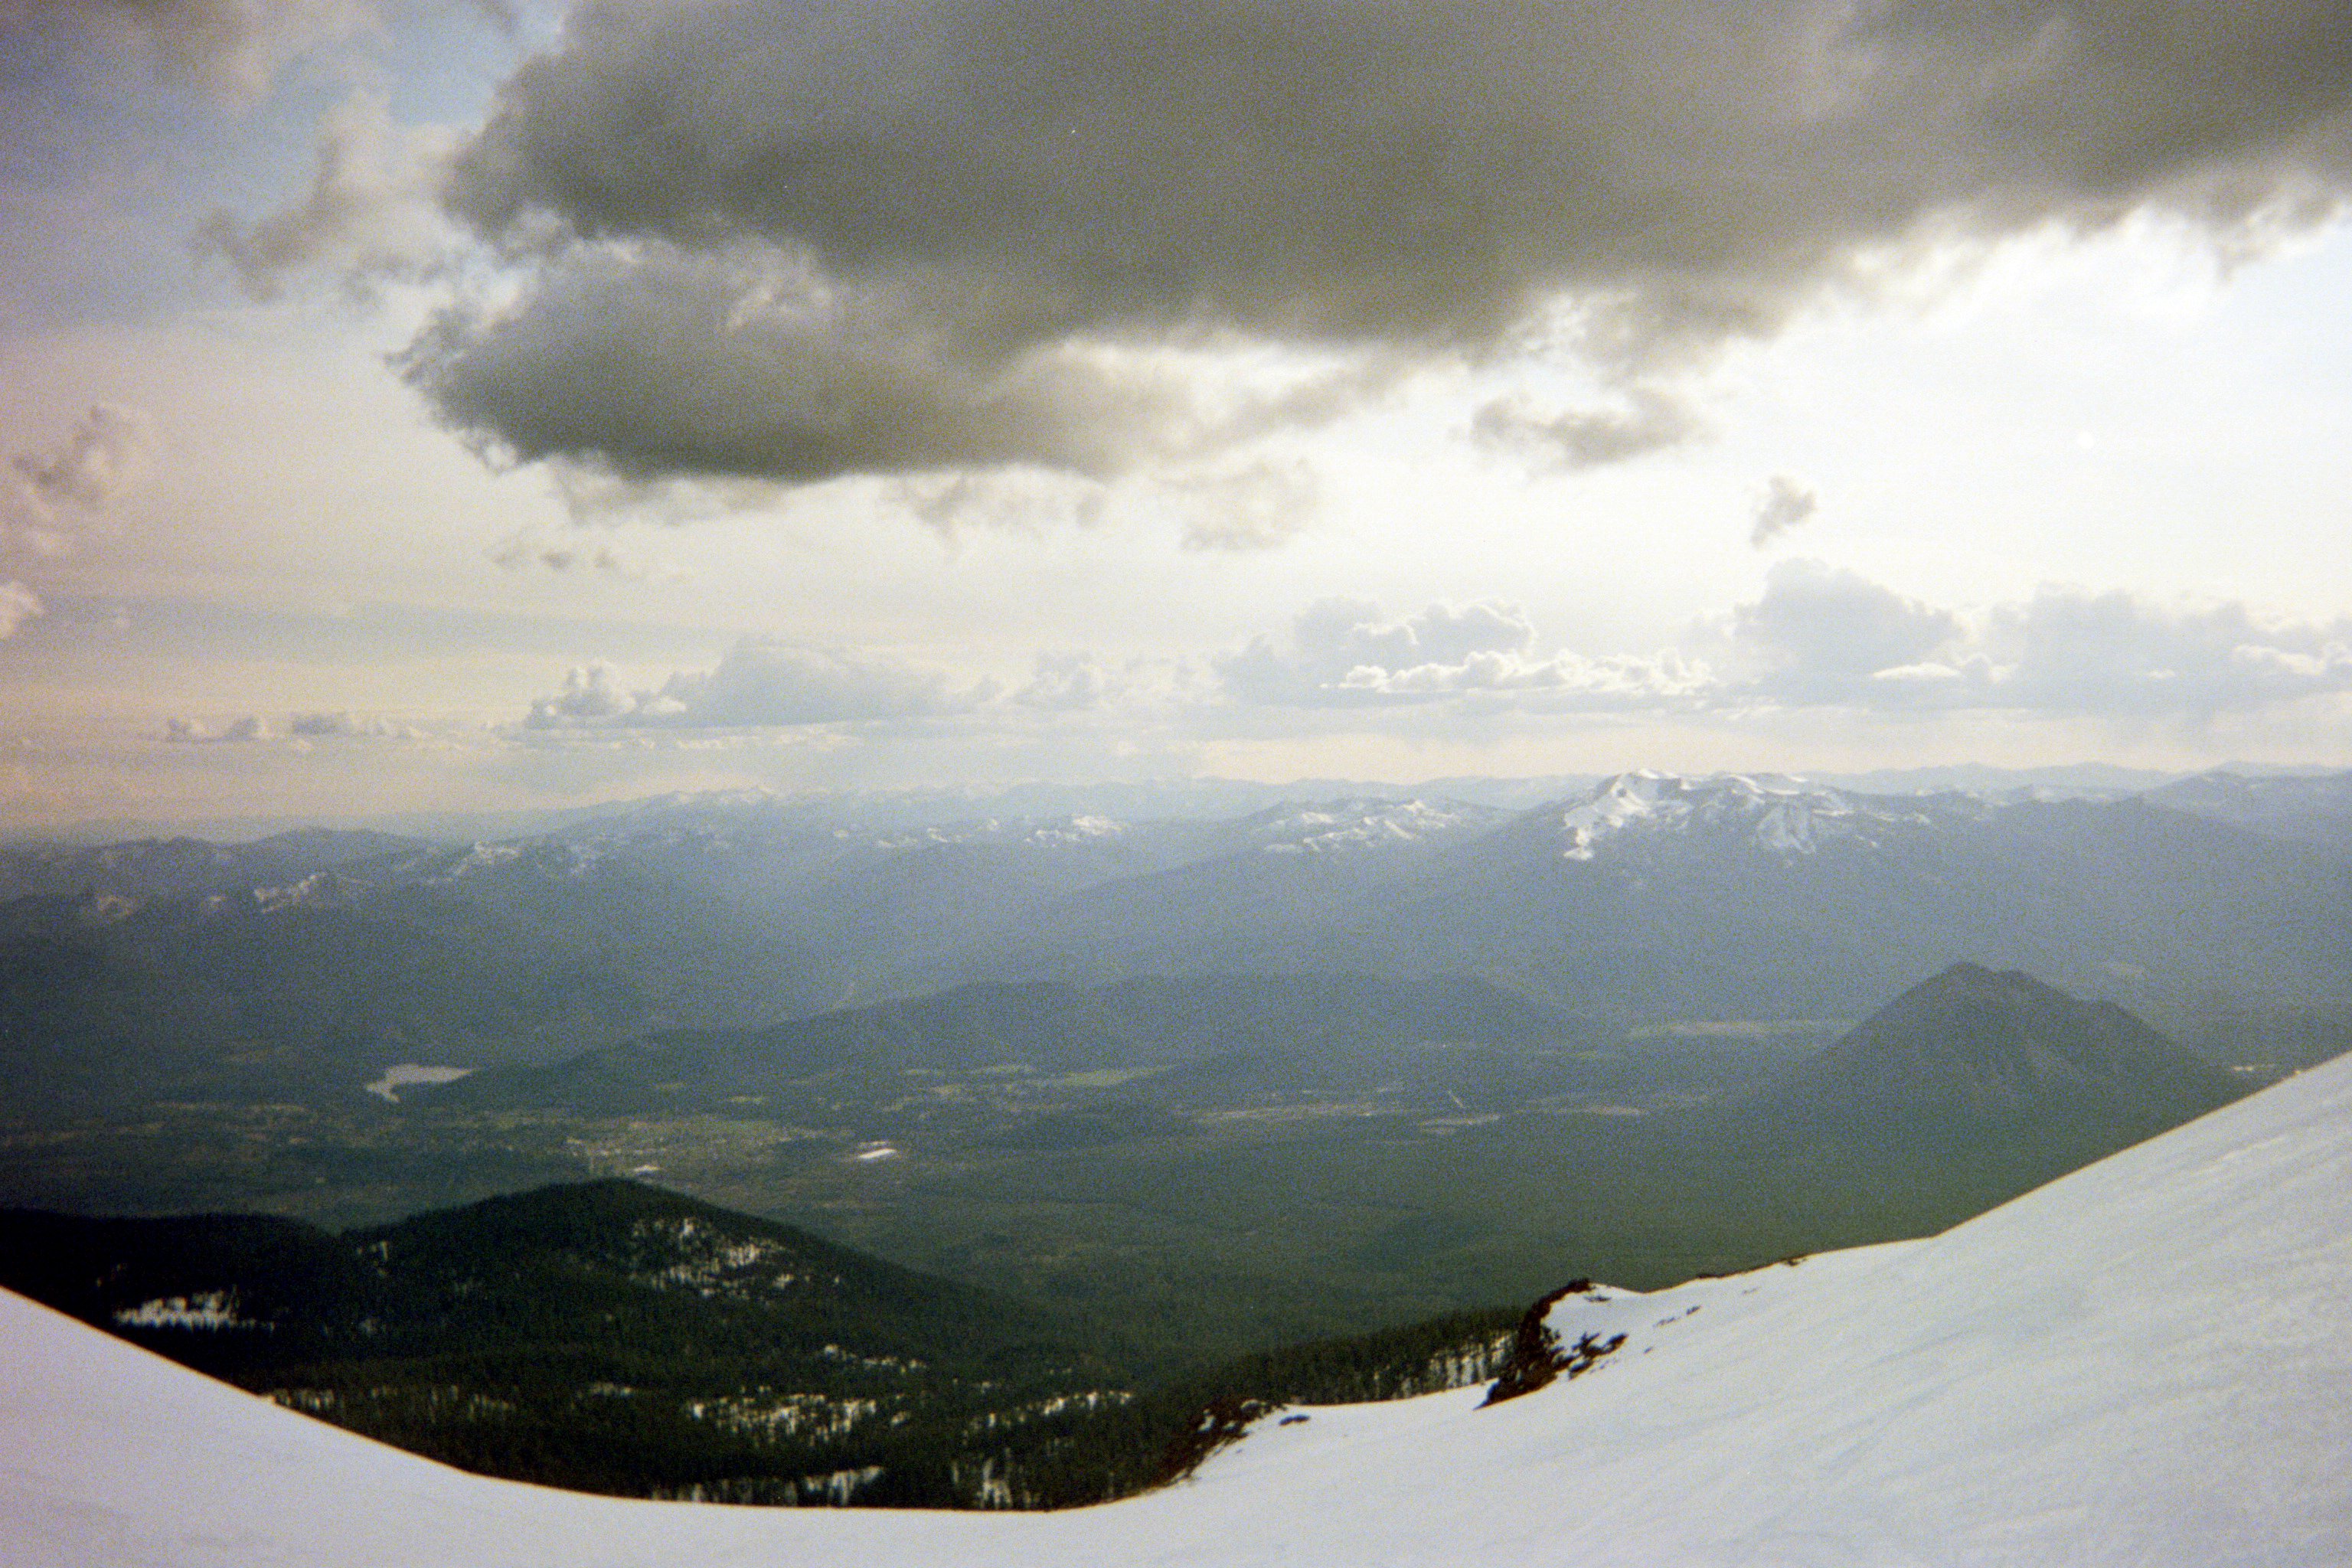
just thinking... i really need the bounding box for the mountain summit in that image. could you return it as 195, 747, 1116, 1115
1753, 962, 2243, 1132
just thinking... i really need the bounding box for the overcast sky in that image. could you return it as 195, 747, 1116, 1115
5, 0, 2352, 831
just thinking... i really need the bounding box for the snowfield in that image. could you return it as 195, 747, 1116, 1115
7, 1052, 2352, 1566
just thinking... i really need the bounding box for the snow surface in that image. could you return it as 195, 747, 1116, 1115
1248, 798, 1495, 854
1550, 769, 1975, 861
364, 1065, 475, 1103
8, 1054, 2352, 1566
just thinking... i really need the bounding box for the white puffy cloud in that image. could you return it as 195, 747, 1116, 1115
523, 639, 995, 730
1730, 559, 1965, 701
1215, 569, 2352, 725
1220, 599, 1708, 709
164, 714, 273, 743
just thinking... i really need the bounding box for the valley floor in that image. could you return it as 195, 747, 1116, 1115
7, 1053, 2352, 1566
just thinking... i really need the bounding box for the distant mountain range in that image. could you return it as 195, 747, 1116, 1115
5, 769, 2346, 1121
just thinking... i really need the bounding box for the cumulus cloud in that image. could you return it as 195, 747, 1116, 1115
0, 581, 42, 639
524, 639, 995, 730
285, 710, 418, 737
1220, 599, 1707, 708
1749, 475, 1818, 547
398, 240, 1197, 482
1471, 389, 1698, 470
1982, 588, 2352, 717
406, 0, 2352, 485
1716, 563, 2352, 717
164, 714, 273, 743
1213, 567, 2352, 725
193, 87, 457, 300
1012, 652, 1116, 711
1730, 558, 1963, 699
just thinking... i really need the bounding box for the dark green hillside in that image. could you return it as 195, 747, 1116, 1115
0, 1180, 1132, 1507
1727, 962, 2245, 1147
0, 1179, 1530, 1511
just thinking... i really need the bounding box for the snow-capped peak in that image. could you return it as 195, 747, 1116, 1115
1548, 771, 1972, 861
1248, 799, 1499, 855
865, 815, 1131, 851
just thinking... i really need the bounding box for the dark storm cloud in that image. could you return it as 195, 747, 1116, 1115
398, 241, 1192, 481
410, 0, 2352, 485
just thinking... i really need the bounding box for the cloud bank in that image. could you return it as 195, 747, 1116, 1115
1221, 566, 2352, 722
1219, 599, 1711, 709
524, 640, 995, 730
407, 0, 2352, 485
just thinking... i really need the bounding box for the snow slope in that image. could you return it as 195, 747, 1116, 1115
8, 1054, 2352, 1567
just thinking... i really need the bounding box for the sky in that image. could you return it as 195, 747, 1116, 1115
5, 0, 2352, 833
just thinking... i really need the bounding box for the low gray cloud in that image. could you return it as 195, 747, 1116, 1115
485, 528, 668, 577
524, 639, 995, 730
1471, 390, 1697, 470
1220, 599, 1707, 708
1013, 652, 1116, 711
409, 0, 2352, 485
399, 241, 1194, 482
1749, 475, 1818, 548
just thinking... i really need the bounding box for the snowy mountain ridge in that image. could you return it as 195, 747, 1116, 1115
7, 1051, 2349, 1565
1546, 769, 1984, 861
1243, 797, 1504, 854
